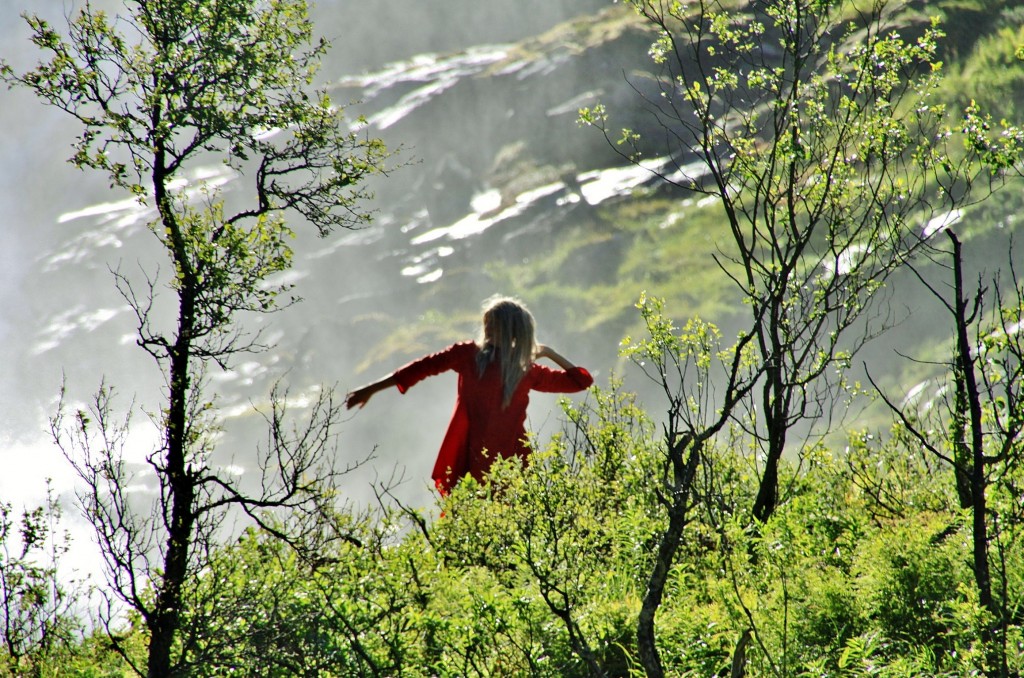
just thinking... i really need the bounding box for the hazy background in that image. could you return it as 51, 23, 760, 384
0, 0, 644, 580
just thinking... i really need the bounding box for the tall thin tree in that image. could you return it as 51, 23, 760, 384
871, 230, 1024, 677
3, 1, 388, 675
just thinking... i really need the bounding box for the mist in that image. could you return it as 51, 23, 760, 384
0, 0, 648, 584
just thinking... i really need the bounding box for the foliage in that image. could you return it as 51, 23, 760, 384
108, 377, 1021, 677
3, 0, 388, 675
134, 298, 1021, 677
13, 354, 1024, 676
871, 232, 1024, 675
0, 484, 84, 677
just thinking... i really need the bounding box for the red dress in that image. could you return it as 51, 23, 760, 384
391, 341, 593, 494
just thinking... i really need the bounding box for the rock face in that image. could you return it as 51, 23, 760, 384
318, 5, 663, 323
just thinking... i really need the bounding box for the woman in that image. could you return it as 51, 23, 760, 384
345, 296, 593, 494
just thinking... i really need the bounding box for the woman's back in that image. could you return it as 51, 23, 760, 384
345, 297, 592, 493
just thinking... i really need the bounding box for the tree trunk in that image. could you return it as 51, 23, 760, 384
146, 308, 196, 678
147, 155, 198, 676
730, 629, 751, 678
950, 372, 975, 509
948, 232, 993, 615
948, 231, 1005, 676
752, 367, 788, 523
637, 436, 699, 678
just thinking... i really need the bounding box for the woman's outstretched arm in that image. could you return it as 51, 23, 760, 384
346, 341, 473, 409
345, 373, 398, 409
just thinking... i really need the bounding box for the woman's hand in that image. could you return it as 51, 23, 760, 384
535, 344, 577, 370
345, 386, 373, 409
345, 374, 398, 410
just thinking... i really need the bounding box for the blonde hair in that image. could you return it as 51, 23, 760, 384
476, 295, 537, 407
